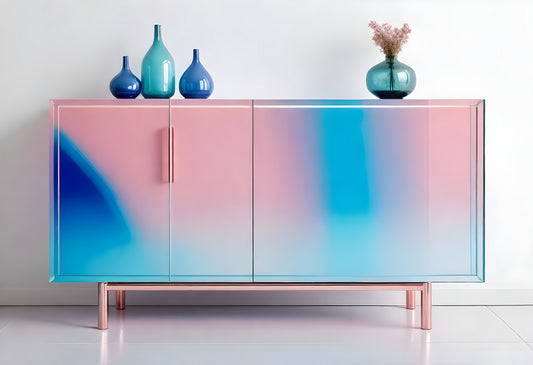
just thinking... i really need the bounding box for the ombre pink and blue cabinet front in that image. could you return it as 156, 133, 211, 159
169, 100, 252, 282
254, 100, 484, 283
50, 100, 252, 282
50, 99, 484, 285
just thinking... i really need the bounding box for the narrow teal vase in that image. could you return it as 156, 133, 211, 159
366, 56, 416, 99
141, 25, 175, 98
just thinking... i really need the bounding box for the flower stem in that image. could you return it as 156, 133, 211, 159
387, 56, 395, 91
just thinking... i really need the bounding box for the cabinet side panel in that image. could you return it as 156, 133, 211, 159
50, 101, 59, 281
476, 101, 485, 281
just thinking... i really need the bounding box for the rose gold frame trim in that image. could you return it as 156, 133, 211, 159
169, 127, 175, 183
107, 282, 426, 291
97, 282, 432, 330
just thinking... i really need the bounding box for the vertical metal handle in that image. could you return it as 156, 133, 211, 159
169, 127, 174, 183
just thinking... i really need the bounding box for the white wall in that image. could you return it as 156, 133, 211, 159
1, 0, 532, 305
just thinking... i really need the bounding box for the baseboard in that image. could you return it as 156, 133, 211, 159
1, 287, 533, 306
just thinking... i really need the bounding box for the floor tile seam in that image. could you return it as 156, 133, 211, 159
425, 340, 525, 344
48, 342, 347, 345
488, 305, 533, 308
50, 342, 102, 345
486, 305, 533, 352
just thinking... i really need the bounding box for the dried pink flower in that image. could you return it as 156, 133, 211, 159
369, 21, 411, 57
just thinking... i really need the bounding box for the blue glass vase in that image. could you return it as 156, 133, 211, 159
109, 56, 141, 99
366, 56, 416, 99
141, 25, 175, 98
179, 49, 213, 99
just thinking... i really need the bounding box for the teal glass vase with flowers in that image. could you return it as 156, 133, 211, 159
366, 21, 416, 99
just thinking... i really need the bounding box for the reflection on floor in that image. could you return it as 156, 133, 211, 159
1, 305, 533, 365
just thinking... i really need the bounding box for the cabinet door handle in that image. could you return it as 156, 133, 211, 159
169, 126, 175, 183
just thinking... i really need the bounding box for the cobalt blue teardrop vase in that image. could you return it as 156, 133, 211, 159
109, 56, 141, 99
366, 56, 416, 99
179, 49, 213, 99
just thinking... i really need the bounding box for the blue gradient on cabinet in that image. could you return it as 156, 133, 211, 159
53, 132, 168, 280
59, 133, 130, 237
319, 108, 377, 276
57, 133, 131, 275
319, 108, 370, 215
253, 100, 483, 282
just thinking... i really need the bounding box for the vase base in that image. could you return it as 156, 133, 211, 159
181, 94, 211, 99
373, 90, 408, 99
113, 93, 140, 99
142, 95, 173, 99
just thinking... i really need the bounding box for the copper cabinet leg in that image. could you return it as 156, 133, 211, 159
406, 290, 416, 310
116, 290, 126, 310
421, 282, 432, 330
98, 283, 108, 330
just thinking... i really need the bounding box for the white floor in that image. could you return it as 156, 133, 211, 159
1, 305, 533, 365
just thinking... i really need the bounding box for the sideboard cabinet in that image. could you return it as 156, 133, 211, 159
50, 99, 484, 329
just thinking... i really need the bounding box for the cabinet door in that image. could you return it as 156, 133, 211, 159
170, 100, 252, 282
50, 100, 170, 282
254, 100, 484, 282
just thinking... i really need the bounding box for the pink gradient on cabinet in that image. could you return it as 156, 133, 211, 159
362, 108, 431, 275
427, 106, 474, 274
254, 108, 325, 221
428, 107, 471, 207
170, 100, 252, 279
254, 100, 483, 281
254, 106, 432, 278
56, 100, 169, 246
254, 108, 330, 274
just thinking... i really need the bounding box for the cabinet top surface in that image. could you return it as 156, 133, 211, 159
49, 99, 484, 108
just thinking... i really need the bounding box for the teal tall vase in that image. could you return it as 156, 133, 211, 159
366, 56, 416, 99
141, 25, 175, 98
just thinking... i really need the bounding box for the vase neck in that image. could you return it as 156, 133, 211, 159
122, 56, 130, 70
385, 56, 397, 63
153, 24, 162, 43
192, 49, 200, 63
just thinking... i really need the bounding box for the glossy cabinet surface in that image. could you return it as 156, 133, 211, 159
170, 101, 252, 282
50, 100, 170, 282
50, 99, 484, 283
254, 100, 484, 282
